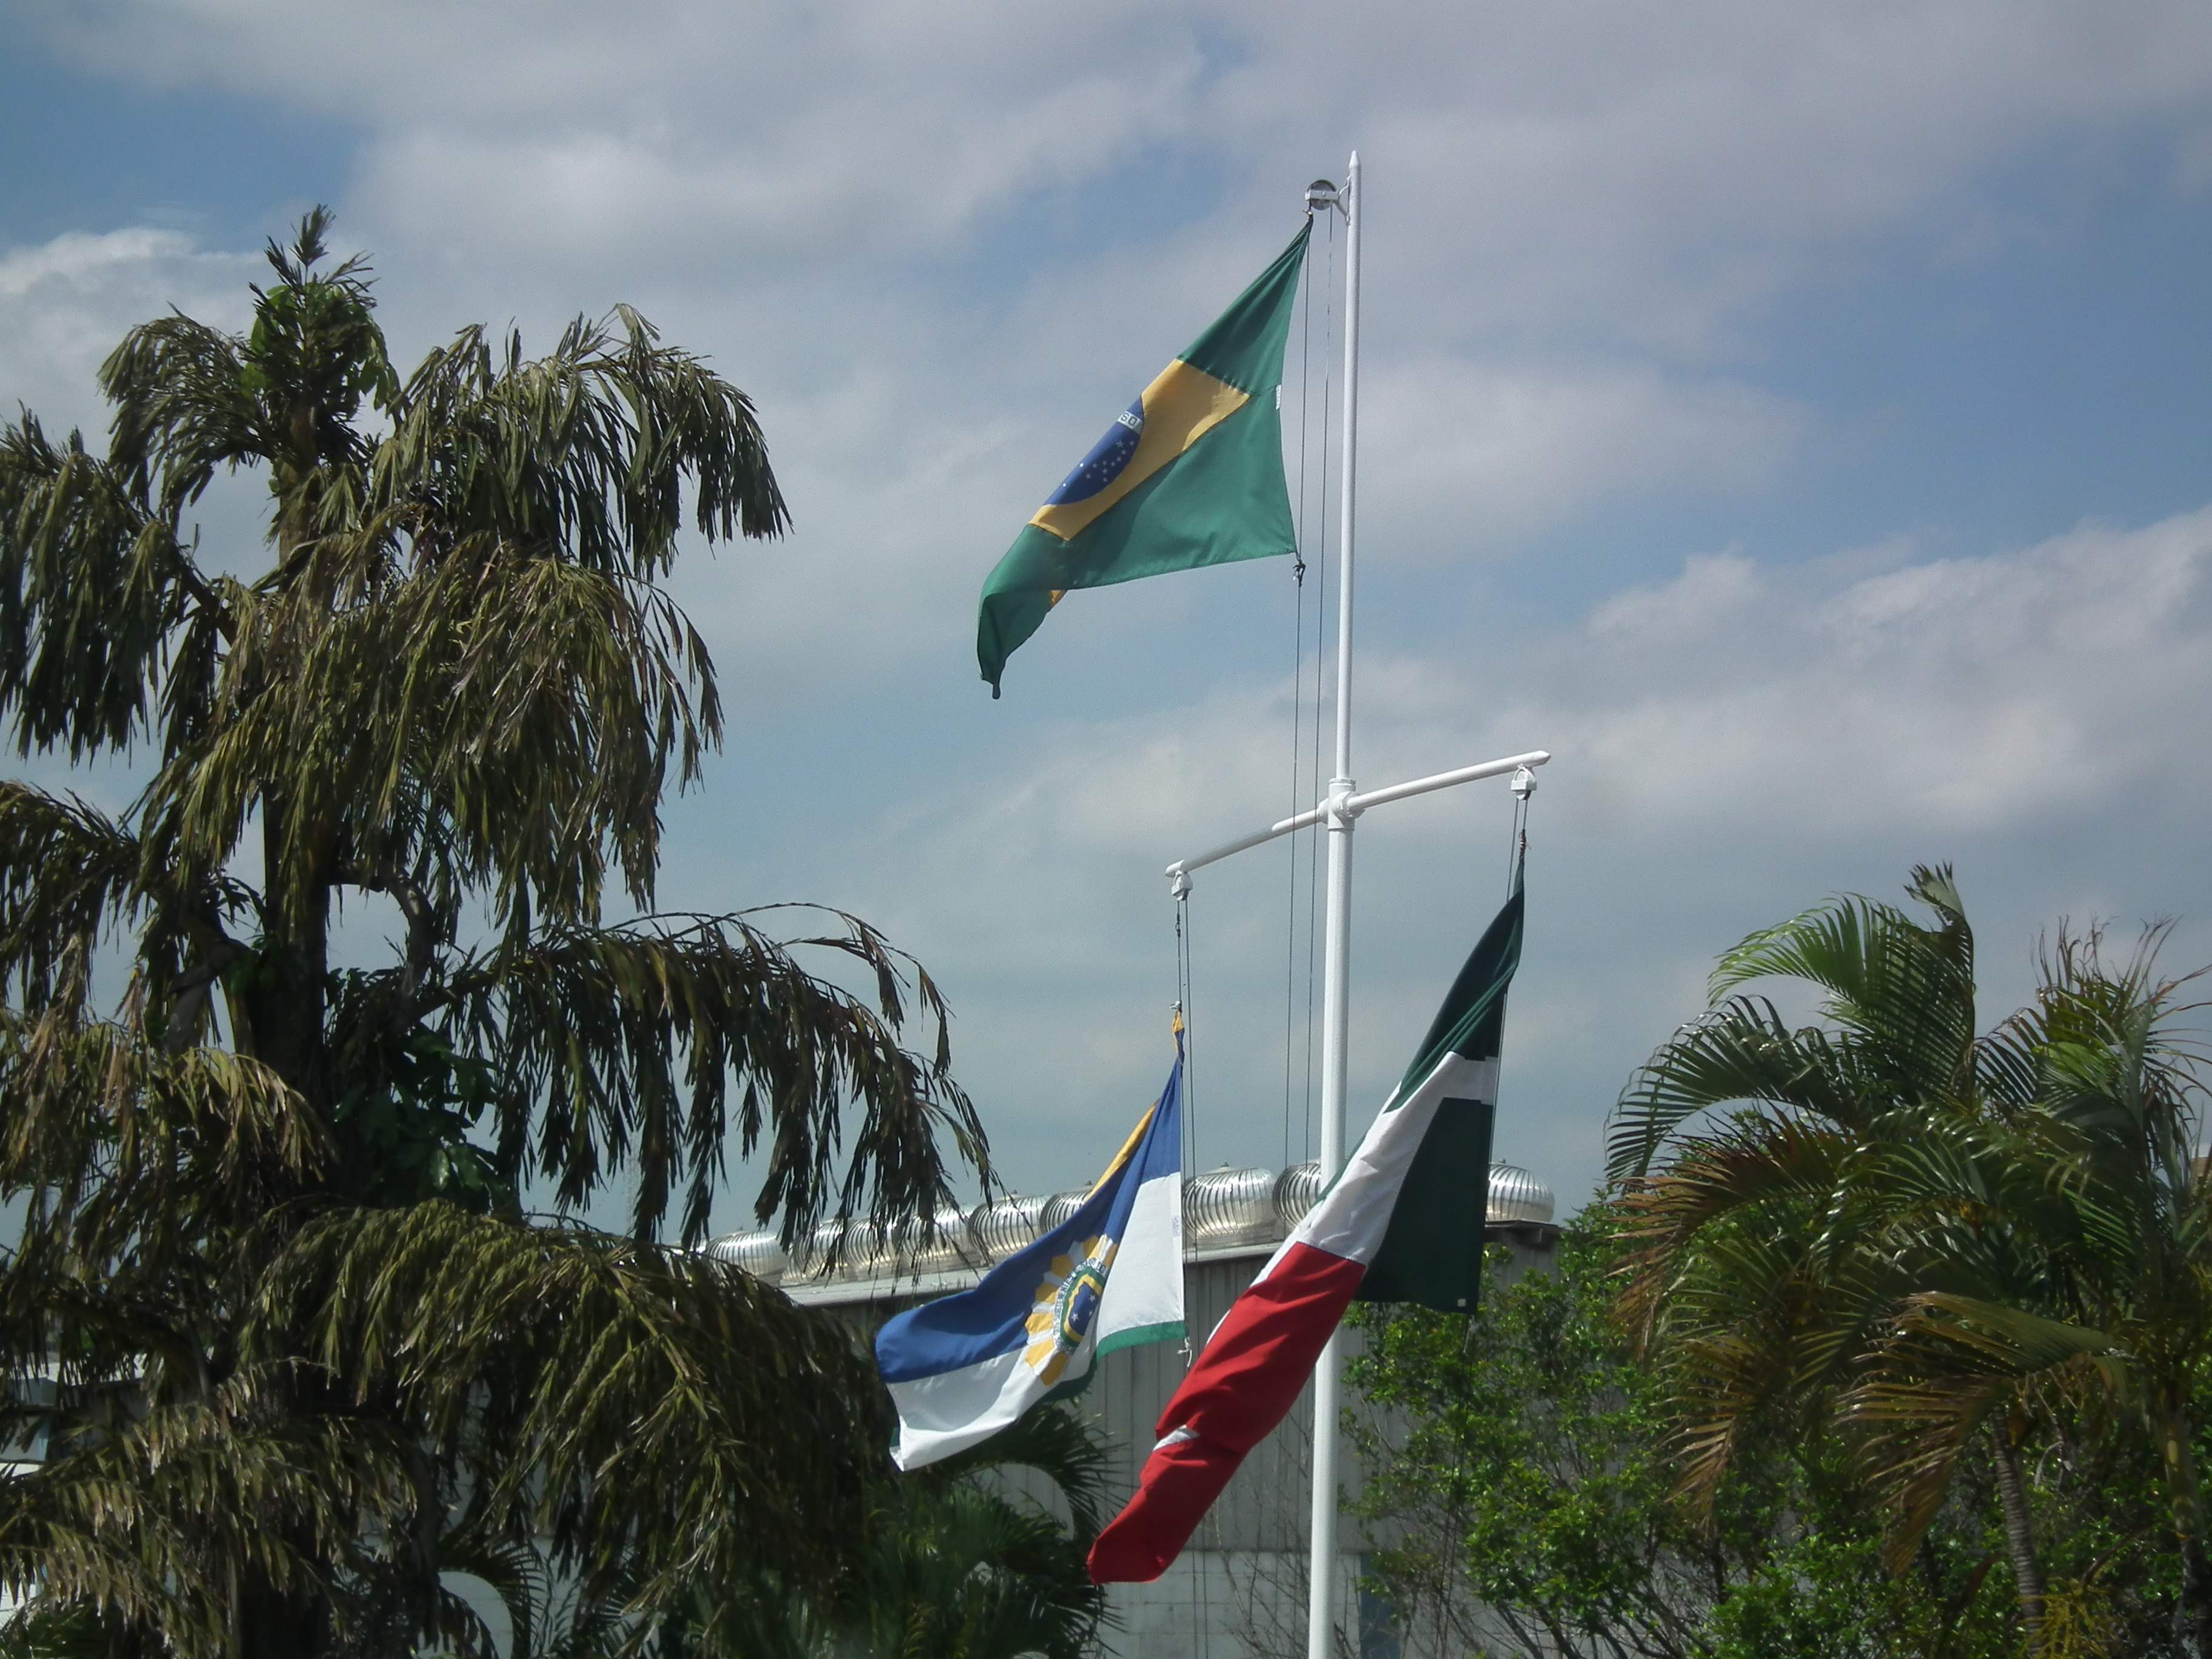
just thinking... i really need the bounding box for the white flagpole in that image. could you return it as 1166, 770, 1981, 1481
1164, 160, 1547, 1655
1306, 146, 1361, 1659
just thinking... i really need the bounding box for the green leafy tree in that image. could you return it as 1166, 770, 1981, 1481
1847, 928, 2212, 1657
1610, 866, 2212, 1655
665, 1405, 1111, 1659
0, 210, 987, 1657
1348, 1222, 2013, 1659
1609, 868, 2060, 1640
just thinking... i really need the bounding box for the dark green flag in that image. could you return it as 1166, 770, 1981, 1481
977, 226, 1310, 695
1356, 865, 1524, 1314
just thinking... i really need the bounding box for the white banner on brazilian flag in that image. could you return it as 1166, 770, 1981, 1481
875, 1053, 1185, 1470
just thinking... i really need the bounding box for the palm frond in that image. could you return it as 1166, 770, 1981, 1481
401, 548, 718, 929
0, 1017, 326, 1403
375, 307, 786, 578
1706, 865, 1977, 1103
1607, 997, 1862, 1181
845, 1480, 1105, 1659
99, 312, 269, 521
435, 1533, 552, 1659
0, 1389, 409, 1659
1846, 1369, 2017, 1573
1848, 1295, 2123, 1570
0, 785, 142, 1014
0, 416, 215, 760
252, 1203, 888, 1617
919, 1403, 1113, 1545
442, 908, 986, 1245
0, 1601, 109, 1659
0, 782, 256, 1033
1882, 1292, 2123, 1378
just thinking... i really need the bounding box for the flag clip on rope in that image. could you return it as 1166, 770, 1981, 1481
1087, 877, 1525, 1584
874, 1051, 1187, 1469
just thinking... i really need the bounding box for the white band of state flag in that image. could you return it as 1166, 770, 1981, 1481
875, 1054, 1186, 1470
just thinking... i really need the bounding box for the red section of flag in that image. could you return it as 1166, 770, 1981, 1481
1088, 1241, 1366, 1583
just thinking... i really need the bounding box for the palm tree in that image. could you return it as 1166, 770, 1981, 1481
0, 210, 988, 1657
836, 1405, 1110, 1659
652, 1405, 1112, 1659
1846, 929, 2212, 1657
1608, 867, 2065, 1643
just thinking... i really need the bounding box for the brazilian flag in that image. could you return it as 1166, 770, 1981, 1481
977, 225, 1311, 695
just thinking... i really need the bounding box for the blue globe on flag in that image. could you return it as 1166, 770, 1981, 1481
1045, 399, 1145, 506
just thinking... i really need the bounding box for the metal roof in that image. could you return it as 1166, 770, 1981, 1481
708, 1159, 1555, 1305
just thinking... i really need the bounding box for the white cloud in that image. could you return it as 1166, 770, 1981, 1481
0, 227, 191, 298
705, 505, 2212, 1212
1363, 367, 1806, 562
1550, 511, 2212, 832
0, 227, 255, 437
16, 1, 2212, 1228
1589, 551, 1762, 639
21, 1, 2204, 701
1212, 1, 2212, 348
33, 1, 2212, 350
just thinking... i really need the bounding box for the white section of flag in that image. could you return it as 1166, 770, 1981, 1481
1261, 1053, 1500, 1279
888, 1349, 1036, 1470
1096, 1167, 1183, 1346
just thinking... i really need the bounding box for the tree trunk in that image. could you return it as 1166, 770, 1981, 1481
241, 799, 334, 1108
240, 1567, 326, 1659
1990, 1417, 2045, 1652
230, 805, 339, 1657
238, 494, 338, 1113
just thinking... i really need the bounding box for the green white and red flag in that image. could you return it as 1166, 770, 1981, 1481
1087, 876, 1524, 1584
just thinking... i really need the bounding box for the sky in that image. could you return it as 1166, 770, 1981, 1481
7, 1, 2212, 1232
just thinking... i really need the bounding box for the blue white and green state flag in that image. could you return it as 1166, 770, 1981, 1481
874, 1053, 1185, 1469
976, 226, 1310, 694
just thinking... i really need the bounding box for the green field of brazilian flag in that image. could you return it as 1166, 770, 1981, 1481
976, 225, 1310, 695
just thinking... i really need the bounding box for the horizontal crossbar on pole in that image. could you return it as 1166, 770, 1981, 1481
1164, 749, 1549, 879
1346, 749, 1551, 814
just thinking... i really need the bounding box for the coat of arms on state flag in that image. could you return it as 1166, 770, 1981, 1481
874, 1051, 1186, 1469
